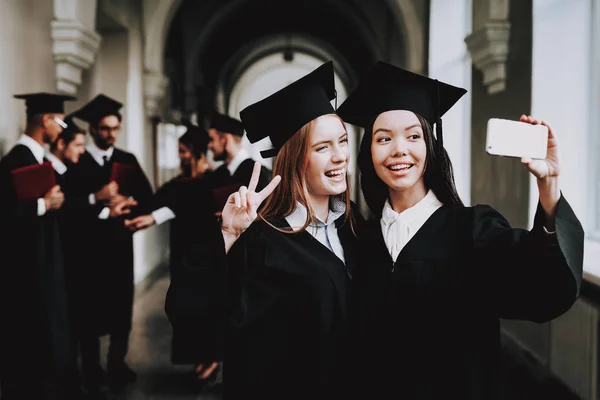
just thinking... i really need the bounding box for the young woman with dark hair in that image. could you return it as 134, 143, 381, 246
337, 61, 584, 399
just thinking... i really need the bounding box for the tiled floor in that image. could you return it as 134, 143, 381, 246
105, 273, 220, 400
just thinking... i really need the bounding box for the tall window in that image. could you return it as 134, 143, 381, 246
591, 0, 600, 239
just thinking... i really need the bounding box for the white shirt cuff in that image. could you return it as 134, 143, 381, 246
89, 193, 96, 205
37, 198, 46, 216
542, 226, 556, 235
98, 207, 110, 220
152, 207, 176, 225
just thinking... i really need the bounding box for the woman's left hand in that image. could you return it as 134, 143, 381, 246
519, 114, 560, 180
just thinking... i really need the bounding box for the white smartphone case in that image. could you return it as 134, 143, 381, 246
486, 118, 548, 159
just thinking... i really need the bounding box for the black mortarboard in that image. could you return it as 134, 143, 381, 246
73, 94, 123, 125
209, 111, 244, 137
239, 60, 336, 158
13, 92, 76, 119
180, 122, 209, 158
336, 61, 466, 148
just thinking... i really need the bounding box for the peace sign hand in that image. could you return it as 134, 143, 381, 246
220, 162, 281, 242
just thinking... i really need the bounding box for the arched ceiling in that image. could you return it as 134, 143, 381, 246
164, 0, 420, 117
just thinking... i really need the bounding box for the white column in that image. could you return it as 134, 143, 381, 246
429, 0, 473, 205
530, 0, 598, 269
52, 0, 101, 95
531, 1, 599, 397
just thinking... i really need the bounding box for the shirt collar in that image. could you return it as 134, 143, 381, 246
45, 152, 67, 175
227, 148, 250, 176
381, 190, 443, 228
285, 197, 347, 229
86, 140, 114, 165
17, 134, 46, 164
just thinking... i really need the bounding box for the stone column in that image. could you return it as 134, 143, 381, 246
52, 0, 102, 95
465, 0, 510, 94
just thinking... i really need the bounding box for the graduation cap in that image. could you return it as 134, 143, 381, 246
336, 61, 466, 149
73, 94, 123, 125
13, 92, 76, 119
239, 60, 336, 159
179, 122, 209, 158
209, 111, 244, 137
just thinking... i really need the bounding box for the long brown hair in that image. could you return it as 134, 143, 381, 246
259, 114, 355, 233
358, 113, 463, 217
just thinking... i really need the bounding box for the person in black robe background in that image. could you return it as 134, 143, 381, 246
125, 122, 219, 371
181, 61, 364, 399
0, 93, 75, 399
68, 94, 154, 393
336, 61, 584, 399
158, 112, 271, 385
47, 115, 137, 400
206, 111, 271, 192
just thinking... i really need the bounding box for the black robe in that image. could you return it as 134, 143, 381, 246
68, 148, 153, 335
0, 145, 72, 398
352, 195, 584, 399
209, 158, 271, 191
54, 167, 105, 339
163, 161, 271, 365
180, 209, 361, 399
152, 173, 219, 364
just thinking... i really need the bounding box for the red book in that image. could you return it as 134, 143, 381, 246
10, 161, 56, 202
211, 183, 243, 212
110, 162, 136, 196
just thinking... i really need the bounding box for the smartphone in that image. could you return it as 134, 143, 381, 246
485, 118, 548, 159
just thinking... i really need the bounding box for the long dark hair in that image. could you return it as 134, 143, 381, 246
357, 113, 463, 217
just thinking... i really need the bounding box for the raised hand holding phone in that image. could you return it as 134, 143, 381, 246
220, 161, 281, 252
517, 115, 560, 180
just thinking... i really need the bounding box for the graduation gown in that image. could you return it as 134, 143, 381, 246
54, 167, 105, 338
180, 210, 361, 399
150, 173, 221, 364
0, 145, 72, 398
352, 195, 584, 399
68, 148, 153, 335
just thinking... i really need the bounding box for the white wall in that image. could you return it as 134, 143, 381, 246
531, 0, 600, 280
428, 0, 473, 205
0, 0, 57, 154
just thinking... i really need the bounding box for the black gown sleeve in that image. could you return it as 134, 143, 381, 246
470, 194, 584, 322
129, 155, 154, 216
170, 217, 228, 362
174, 218, 276, 363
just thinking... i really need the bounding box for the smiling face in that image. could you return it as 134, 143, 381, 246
64, 133, 86, 164
91, 115, 120, 150
371, 110, 427, 200
305, 114, 349, 204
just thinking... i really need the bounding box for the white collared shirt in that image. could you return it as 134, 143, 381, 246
17, 134, 45, 164
45, 152, 67, 175
380, 190, 443, 261
285, 197, 347, 263
227, 148, 250, 176
86, 141, 115, 167
17, 135, 47, 215
86, 141, 115, 206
